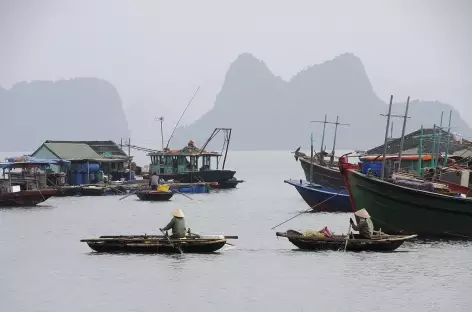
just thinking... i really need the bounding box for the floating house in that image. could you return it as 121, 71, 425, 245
31, 140, 132, 185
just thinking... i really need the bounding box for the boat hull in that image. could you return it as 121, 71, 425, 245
158, 170, 236, 185
136, 191, 174, 201
0, 189, 57, 207
345, 169, 472, 237
54, 186, 82, 197
284, 179, 351, 212
276, 231, 415, 252
80, 187, 106, 196
82, 237, 227, 254
299, 158, 345, 189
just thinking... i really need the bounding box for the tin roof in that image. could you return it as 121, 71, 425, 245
31, 140, 131, 162
43, 143, 100, 159
44, 140, 128, 157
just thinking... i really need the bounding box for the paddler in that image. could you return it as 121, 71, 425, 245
149, 172, 159, 190
160, 208, 187, 238
350, 208, 374, 239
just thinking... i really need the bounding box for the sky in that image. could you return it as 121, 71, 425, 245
1, 0, 471, 137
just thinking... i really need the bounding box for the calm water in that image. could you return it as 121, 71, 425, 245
1, 151, 472, 312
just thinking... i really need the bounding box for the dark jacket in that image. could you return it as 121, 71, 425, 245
352, 218, 374, 239
162, 217, 186, 238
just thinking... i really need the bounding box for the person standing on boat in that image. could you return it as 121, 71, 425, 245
150, 172, 159, 190
350, 209, 374, 239
160, 208, 187, 238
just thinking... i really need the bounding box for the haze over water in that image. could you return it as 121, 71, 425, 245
1, 151, 471, 312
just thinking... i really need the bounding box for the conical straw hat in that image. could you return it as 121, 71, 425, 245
171, 208, 185, 218
354, 208, 370, 219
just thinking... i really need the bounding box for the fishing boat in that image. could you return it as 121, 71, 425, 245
135, 190, 174, 201
0, 189, 58, 206
146, 128, 243, 188
340, 154, 472, 238
0, 158, 65, 206
80, 234, 238, 254
276, 230, 417, 252
294, 149, 345, 188
284, 179, 350, 212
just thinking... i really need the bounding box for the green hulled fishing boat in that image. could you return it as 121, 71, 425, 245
339, 156, 472, 238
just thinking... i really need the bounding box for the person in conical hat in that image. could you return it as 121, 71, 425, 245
354, 209, 370, 219
350, 208, 374, 239
160, 209, 187, 238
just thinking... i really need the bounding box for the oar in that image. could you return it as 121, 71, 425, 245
172, 189, 194, 200
119, 193, 134, 201
270, 188, 345, 230
160, 229, 183, 254
343, 223, 352, 252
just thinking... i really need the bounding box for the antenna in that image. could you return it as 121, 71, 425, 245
165, 86, 200, 150
154, 116, 165, 150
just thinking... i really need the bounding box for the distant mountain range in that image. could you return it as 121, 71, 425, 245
1, 54, 471, 153
0, 78, 129, 152
171, 53, 472, 151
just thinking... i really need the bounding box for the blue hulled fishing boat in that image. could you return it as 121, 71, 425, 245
284, 179, 351, 213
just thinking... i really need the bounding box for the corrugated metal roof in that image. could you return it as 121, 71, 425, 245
44, 142, 100, 159
45, 140, 128, 157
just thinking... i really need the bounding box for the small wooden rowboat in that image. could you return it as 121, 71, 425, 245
80, 234, 238, 254
136, 190, 174, 201
276, 230, 417, 252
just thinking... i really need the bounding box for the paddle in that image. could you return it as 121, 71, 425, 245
343, 223, 352, 252
160, 229, 183, 254
119, 193, 134, 201
172, 189, 194, 200
270, 187, 345, 230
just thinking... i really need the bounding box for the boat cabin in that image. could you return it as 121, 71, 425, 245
0, 157, 70, 192
148, 140, 222, 174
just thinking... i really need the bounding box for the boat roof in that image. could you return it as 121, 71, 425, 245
148, 141, 221, 157
360, 154, 434, 161
0, 157, 71, 169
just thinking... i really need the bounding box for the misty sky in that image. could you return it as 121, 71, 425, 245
1, 0, 471, 130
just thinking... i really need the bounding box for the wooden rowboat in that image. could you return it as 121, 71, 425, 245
80, 234, 238, 254
136, 190, 174, 201
276, 230, 417, 252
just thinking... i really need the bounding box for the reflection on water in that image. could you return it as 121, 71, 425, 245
1, 151, 471, 312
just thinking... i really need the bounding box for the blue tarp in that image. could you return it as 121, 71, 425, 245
0, 156, 71, 170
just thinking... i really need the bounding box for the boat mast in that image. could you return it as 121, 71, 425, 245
222, 129, 232, 170
155, 116, 165, 150
435, 110, 444, 171
311, 115, 349, 166
310, 132, 314, 185
199, 128, 232, 170
320, 114, 327, 164
418, 125, 423, 176
431, 124, 437, 173
381, 95, 394, 179
397, 96, 411, 172
165, 86, 200, 150
444, 110, 453, 166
